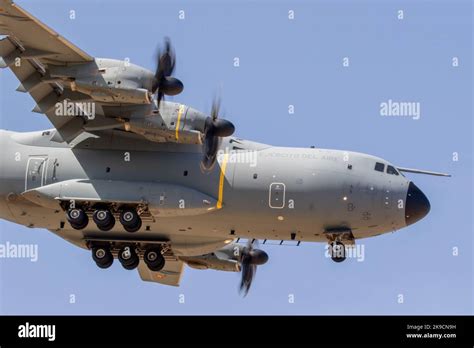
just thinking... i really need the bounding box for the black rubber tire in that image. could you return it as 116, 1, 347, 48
122, 258, 139, 270
91, 246, 113, 268
124, 219, 142, 233
119, 209, 142, 233
93, 209, 115, 231
330, 241, 346, 263
96, 258, 113, 269
118, 246, 139, 267
100, 220, 115, 231
144, 248, 165, 271
67, 208, 88, 230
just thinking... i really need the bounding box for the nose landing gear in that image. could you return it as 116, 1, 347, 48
329, 241, 346, 263
325, 228, 354, 263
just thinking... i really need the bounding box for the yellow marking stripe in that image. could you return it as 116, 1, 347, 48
216, 153, 229, 209
175, 105, 185, 141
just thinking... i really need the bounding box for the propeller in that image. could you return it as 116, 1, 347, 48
201, 97, 235, 171
152, 37, 184, 107
239, 239, 269, 296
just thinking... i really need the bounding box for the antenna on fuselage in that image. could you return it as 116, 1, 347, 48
397, 167, 451, 177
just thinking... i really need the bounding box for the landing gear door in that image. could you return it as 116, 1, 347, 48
269, 183, 285, 209
25, 156, 48, 191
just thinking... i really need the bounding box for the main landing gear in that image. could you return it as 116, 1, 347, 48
91, 246, 114, 269
93, 208, 115, 231
118, 246, 140, 270
143, 248, 165, 271
119, 209, 142, 233
66, 205, 143, 232
67, 208, 89, 230
90, 245, 166, 272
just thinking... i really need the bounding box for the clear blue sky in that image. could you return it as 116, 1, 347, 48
0, 0, 472, 314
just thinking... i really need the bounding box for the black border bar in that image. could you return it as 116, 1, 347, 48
0, 315, 472, 346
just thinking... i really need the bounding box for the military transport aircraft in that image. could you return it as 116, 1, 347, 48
0, 0, 449, 295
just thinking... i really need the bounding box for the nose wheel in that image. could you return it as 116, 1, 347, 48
329, 241, 346, 263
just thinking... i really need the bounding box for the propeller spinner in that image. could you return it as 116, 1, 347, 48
239, 240, 269, 296
201, 97, 235, 171
152, 38, 184, 107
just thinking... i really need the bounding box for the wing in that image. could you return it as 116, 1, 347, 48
0, 0, 105, 142
0, 34, 93, 140
0, 1, 218, 147
0, 0, 93, 64
137, 259, 185, 287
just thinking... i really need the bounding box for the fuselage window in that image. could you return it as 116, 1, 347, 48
387, 165, 399, 175
374, 162, 385, 172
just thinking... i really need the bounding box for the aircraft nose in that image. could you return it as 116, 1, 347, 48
405, 182, 431, 226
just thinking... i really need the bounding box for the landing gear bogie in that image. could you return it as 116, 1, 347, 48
90, 243, 169, 272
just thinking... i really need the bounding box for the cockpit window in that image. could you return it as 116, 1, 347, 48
387, 165, 399, 175
374, 162, 385, 172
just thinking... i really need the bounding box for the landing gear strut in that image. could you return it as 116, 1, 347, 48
118, 246, 139, 270
329, 241, 346, 263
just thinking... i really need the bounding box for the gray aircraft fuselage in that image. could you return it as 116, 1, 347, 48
0, 125, 429, 257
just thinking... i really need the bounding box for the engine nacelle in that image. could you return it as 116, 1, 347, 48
180, 242, 256, 272
181, 254, 241, 272
119, 102, 209, 144
49, 58, 156, 104
71, 81, 151, 104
